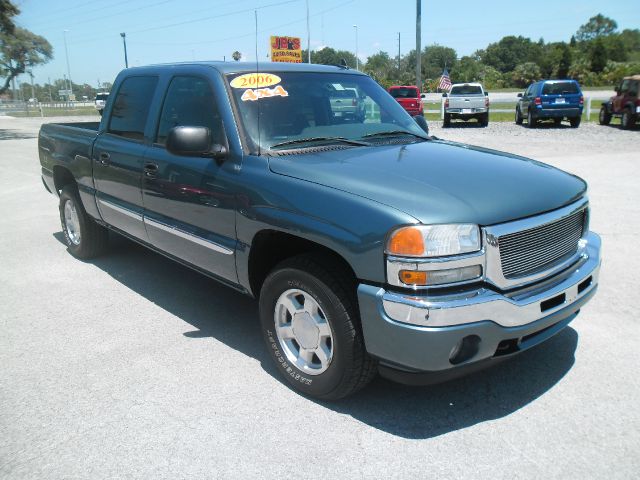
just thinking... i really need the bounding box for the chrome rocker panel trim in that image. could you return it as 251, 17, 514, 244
382, 231, 600, 328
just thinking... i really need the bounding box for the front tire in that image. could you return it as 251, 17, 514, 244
599, 106, 611, 125
59, 185, 108, 259
515, 107, 523, 125
259, 255, 376, 400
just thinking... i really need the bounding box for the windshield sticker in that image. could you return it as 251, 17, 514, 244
230, 73, 281, 89
241, 85, 289, 102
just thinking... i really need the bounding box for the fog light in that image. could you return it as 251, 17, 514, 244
449, 335, 481, 365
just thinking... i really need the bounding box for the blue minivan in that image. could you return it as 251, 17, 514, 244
516, 80, 584, 128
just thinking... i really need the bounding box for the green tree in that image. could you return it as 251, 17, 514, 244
480, 36, 543, 73
576, 14, 618, 42
511, 62, 542, 87
0, 27, 53, 96
556, 43, 572, 78
363, 51, 396, 87
0, 0, 19, 34
589, 37, 608, 73
306, 47, 357, 69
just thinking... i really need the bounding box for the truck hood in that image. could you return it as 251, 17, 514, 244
267, 140, 587, 226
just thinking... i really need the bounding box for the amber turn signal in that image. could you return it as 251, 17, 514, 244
399, 270, 427, 285
387, 227, 424, 256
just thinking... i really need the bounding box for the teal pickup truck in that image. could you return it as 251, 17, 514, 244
39, 62, 601, 399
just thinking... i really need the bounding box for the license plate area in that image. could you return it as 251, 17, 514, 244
555, 98, 566, 104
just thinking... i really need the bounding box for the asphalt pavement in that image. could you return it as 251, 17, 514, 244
1, 115, 638, 479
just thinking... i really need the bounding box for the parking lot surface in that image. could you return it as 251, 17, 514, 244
1, 115, 639, 478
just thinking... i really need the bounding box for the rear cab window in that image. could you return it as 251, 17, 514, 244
450, 85, 483, 95
108, 76, 159, 141
389, 87, 419, 98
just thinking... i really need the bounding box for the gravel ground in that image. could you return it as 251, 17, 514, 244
1, 115, 639, 479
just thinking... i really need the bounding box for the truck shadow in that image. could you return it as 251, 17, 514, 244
0, 128, 37, 140
53, 231, 578, 439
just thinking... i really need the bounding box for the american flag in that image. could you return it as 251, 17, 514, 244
438, 69, 452, 91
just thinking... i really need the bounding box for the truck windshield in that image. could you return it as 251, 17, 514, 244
450, 85, 483, 95
226, 71, 427, 152
542, 82, 579, 95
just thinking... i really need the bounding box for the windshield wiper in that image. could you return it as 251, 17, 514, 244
361, 130, 428, 140
270, 136, 368, 149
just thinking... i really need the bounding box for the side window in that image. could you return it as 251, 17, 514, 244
627, 81, 638, 96
156, 76, 223, 146
108, 76, 158, 141
619, 80, 630, 94
525, 85, 533, 97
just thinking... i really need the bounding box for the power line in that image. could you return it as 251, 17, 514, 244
67, 0, 300, 45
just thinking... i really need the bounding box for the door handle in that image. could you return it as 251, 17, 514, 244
99, 152, 110, 166
144, 162, 159, 177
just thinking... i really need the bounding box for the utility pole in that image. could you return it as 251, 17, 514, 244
306, 0, 311, 63
353, 24, 359, 71
120, 32, 129, 68
47, 77, 53, 102
397, 32, 401, 83
29, 71, 35, 100
63, 30, 73, 95
416, 0, 421, 90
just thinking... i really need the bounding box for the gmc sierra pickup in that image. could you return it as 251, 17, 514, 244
39, 62, 601, 400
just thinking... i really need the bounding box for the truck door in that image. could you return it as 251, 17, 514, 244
141, 75, 238, 284
613, 79, 629, 113
93, 75, 159, 240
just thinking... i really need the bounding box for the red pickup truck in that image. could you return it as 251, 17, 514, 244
599, 75, 639, 130
388, 85, 424, 116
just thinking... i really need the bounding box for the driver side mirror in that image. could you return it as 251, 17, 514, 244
614, 87, 620, 94
166, 126, 227, 159
413, 115, 429, 135
517, 93, 523, 98
442, 92, 448, 98
484, 91, 489, 96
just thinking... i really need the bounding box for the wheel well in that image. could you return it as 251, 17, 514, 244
53, 166, 76, 194
248, 230, 357, 297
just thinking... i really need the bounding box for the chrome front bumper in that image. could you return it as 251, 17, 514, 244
382, 232, 600, 328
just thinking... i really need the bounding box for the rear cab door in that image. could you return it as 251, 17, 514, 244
93, 74, 160, 240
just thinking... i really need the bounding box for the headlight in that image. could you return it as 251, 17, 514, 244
386, 224, 481, 257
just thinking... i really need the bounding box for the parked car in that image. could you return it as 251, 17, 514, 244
328, 87, 365, 122
388, 85, 423, 116
39, 62, 600, 400
516, 80, 584, 128
599, 75, 639, 130
443, 83, 489, 127
94, 92, 109, 116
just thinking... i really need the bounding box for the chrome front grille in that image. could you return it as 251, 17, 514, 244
498, 208, 586, 279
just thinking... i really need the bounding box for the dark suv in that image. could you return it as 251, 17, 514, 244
599, 75, 639, 130
516, 80, 584, 128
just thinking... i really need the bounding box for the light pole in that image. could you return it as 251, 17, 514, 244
120, 32, 129, 68
353, 24, 359, 71
63, 30, 73, 95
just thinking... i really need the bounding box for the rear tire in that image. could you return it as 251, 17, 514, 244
553, 118, 562, 126
515, 107, 523, 125
59, 185, 109, 259
526, 109, 537, 128
569, 116, 581, 128
259, 254, 376, 400
480, 113, 489, 127
443, 113, 451, 128
599, 106, 611, 125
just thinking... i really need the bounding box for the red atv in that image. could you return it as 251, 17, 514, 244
599, 75, 639, 130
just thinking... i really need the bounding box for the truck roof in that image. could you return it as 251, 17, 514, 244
623, 75, 640, 81
129, 61, 367, 76
450, 82, 483, 87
